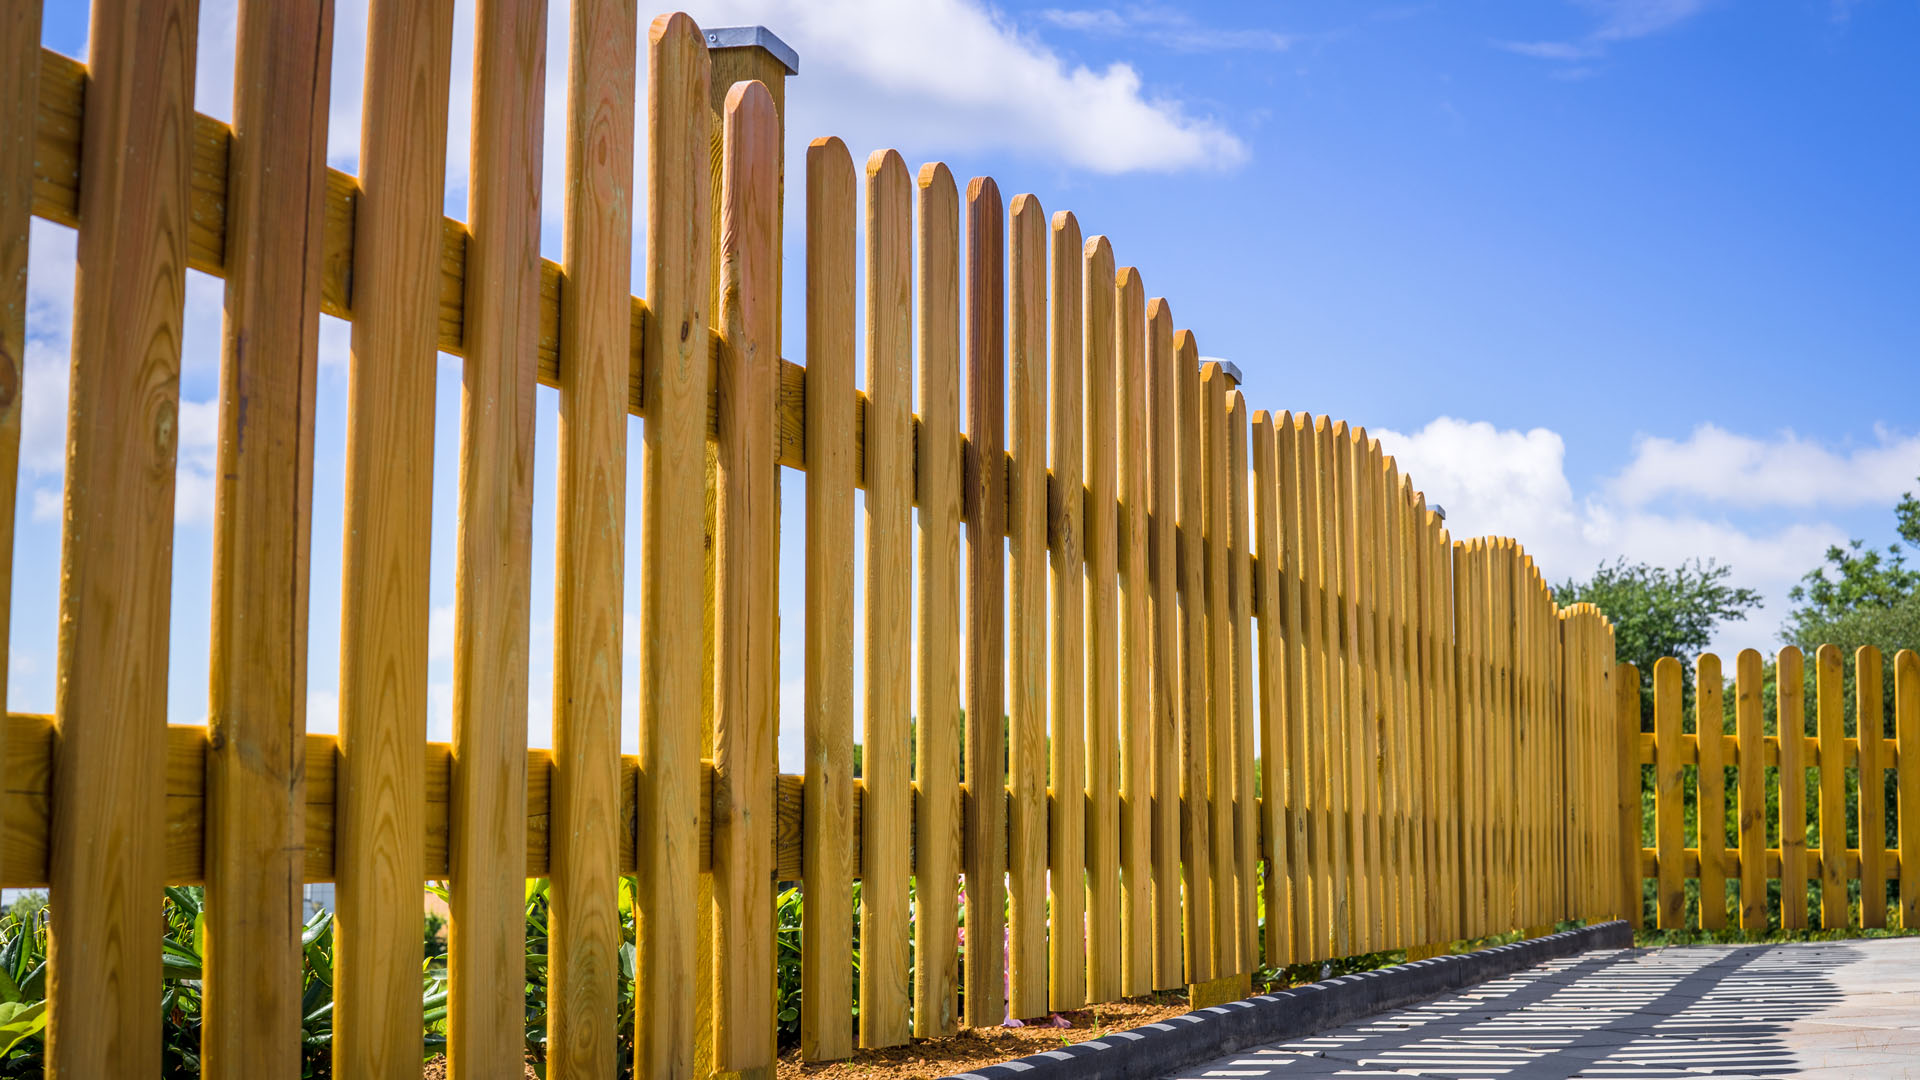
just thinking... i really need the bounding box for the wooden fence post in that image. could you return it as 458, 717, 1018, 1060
51, 0, 198, 1071
548, 0, 635, 1070
635, 16, 712, 1078
961, 175, 1007, 1028
800, 134, 855, 1061
204, 0, 335, 1074
912, 162, 963, 1039
333, 0, 454, 1072
860, 147, 915, 1050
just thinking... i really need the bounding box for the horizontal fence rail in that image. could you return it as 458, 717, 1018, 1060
5, 3, 1633, 1075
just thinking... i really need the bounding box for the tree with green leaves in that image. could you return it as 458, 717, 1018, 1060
1782, 474, 1920, 644
1553, 557, 1762, 724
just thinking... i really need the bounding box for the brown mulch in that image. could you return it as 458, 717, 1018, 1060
420, 994, 1191, 1080
775, 994, 1192, 1080
420, 1058, 538, 1079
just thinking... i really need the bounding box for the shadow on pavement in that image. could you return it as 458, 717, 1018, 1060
1176, 942, 1869, 1078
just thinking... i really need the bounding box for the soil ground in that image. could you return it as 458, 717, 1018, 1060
773, 993, 1191, 1080
419, 992, 1191, 1080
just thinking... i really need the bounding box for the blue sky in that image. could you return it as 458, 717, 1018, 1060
23, 0, 1920, 767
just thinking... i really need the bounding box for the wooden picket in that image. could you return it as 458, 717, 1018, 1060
1623, 643, 1920, 936
11, 6, 1652, 1074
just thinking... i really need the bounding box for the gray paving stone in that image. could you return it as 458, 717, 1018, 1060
1168, 937, 1920, 1079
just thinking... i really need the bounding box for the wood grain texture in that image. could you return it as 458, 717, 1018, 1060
1332, 424, 1368, 953
548, 0, 633, 1073
1251, 412, 1289, 968
1859, 646, 1887, 928
1695, 654, 1725, 930
1898, 650, 1920, 930
1082, 235, 1121, 1002
1278, 416, 1319, 961
448, 0, 543, 1073
1778, 647, 1808, 930
1225, 390, 1256, 971
913, 162, 963, 1038
1396, 478, 1426, 947
0, 0, 39, 762
1047, 211, 1088, 1010
1116, 267, 1154, 995
1490, 541, 1512, 935
1006, 193, 1049, 1021
1652, 657, 1684, 929
202, 0, 334, 1074
1453, 541, 1481, 938
1743, 645, 1766, 926
635, 16, 710, 1078
1176, 331, 1212, 982
860, 147, 913, 1050
1144, 300, 1183, 987
1315, 418, 1349, 956
1617, 659, 1643, 928
1352, 437, 1384, 952
330, 0, 455, 1073
712, 80, 780, 1070
1816, 643, 1847, 930
50, 0, 197, 1072
961, 175, 1007, 1029
1383, 467, 1413, 946
1200, 366, 1234, 973
801, 135, 856, 1061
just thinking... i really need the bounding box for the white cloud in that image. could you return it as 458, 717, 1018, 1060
308, 690, 340, 735
428, 604, 457, 661
1496, 0, 1710, 66
1608, 423, 1920, 511
687, 0, 1246, 173
1375, 415, 1854, 653
30, 489, 59, 525
173, 398, 221, 525
1037, 7, 1295, 53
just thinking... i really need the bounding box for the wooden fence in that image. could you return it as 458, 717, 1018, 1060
3, 2, 1632, 1075
1629, 646, 1920, 934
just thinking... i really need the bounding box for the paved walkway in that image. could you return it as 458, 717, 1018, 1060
1171, 938, 1920, 1078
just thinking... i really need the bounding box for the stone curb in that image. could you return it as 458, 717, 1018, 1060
940, 921, 1634, 1080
